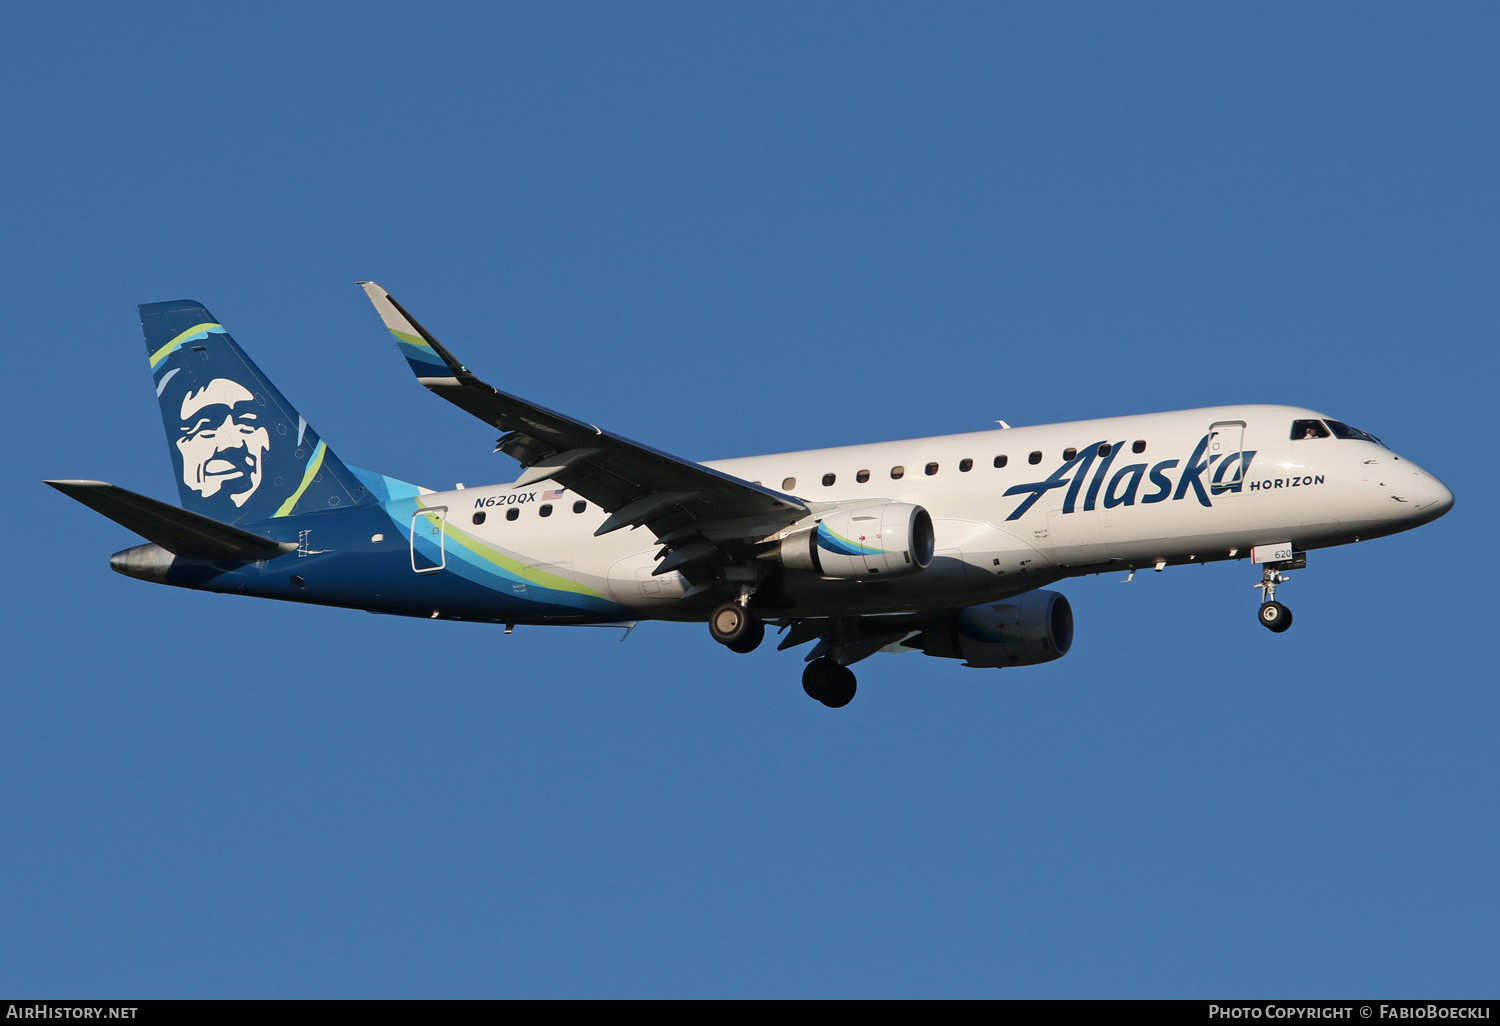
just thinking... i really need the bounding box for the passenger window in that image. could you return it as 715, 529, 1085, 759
1063, 447, 1077, 461
539, 504, 553, 517
506, 507, 519, 521
890, 466, 905, 479
959, 458, 973, 472
1132, 440, 1146, 454
1029, 451, 1042, 465
994, 455, 1007, 468
925, 462, 939, 476
1098, 443, 1112, 457
782, 477, 796, 490
822, 473, 836, 487
1291, 419, 1331, 440
856, 469, 870, 483
572, 500, 587, 514
472, 511, 486, 525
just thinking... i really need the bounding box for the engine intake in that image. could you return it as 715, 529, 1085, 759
914, 590, 1074, 668
780, 503, 934, 580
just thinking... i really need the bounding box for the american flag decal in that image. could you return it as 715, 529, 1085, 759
542, 488, 567, 501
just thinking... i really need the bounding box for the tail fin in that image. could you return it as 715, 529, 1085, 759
140, 300, 377, 525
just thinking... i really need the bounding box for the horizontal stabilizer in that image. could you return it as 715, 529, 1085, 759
45, 480, 297, 560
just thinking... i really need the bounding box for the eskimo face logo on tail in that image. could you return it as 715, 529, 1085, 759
176, 379, 271, 507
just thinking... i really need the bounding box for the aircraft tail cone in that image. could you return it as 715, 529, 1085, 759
110, 543, 176, 583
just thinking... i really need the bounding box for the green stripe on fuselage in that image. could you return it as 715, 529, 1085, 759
413, 502, 606, 601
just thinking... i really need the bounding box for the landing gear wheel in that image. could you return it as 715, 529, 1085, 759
1259, 601, 1293, 633
725, 618, 765, 654
822, 666, 857, 708
802, 658, 857, 708
709, 602, 761, 649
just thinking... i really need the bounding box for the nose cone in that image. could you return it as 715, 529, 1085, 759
1401, 464, 1454, 526
1418, 473, 1455, 520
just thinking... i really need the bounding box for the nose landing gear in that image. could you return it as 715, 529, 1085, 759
1258, 600, 1293, 632
1254, 560, 1301, 633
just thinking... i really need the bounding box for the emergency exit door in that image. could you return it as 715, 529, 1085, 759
410, 505, 448, 573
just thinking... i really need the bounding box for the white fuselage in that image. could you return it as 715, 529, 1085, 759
432, 404, 1452, 621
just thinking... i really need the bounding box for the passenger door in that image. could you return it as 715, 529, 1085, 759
1208, 420, 1247, 495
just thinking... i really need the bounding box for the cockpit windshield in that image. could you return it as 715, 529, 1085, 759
1290, 418, 1386, 445
1290, 419, 1330, 440
1324, 419, 1385, 446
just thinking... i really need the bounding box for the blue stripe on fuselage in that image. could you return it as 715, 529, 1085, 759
167, 502, 632, 624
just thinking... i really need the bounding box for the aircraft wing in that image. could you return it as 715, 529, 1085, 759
357, 283, 808, 575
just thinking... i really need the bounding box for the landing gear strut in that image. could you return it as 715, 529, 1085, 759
802, 657, 857, 708
1255, 565, 1294, 633
709, 601, 764, 653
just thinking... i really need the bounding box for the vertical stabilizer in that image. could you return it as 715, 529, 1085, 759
140, 300, 376, 525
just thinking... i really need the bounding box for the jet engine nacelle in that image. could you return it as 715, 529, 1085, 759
779, 503, 934, 580
915, 590, 1074, 668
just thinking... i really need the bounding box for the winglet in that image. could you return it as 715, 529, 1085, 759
356, 281, 467, 384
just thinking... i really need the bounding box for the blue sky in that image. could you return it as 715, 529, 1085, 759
1, 2, 1495, 997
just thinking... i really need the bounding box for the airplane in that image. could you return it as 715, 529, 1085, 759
48, 284, 1455, 707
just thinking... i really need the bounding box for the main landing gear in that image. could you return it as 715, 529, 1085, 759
1255, 564, 1295, 633
802, 657, 857, 708
709, 600, 765, 653
707, 597, 858, 708
708, 602, 857, 708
